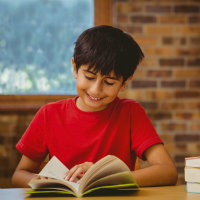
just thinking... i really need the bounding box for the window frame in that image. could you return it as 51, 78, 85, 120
0, 0, 113, 111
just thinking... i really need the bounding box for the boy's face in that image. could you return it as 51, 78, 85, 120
72, 59, 129, 112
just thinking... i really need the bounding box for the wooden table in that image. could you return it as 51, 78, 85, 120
0, 185, 199, 200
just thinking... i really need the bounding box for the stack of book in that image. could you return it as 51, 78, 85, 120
185, 156, 200, 193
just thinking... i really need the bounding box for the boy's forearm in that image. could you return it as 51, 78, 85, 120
132, 164, 178, 187
12, 170, 38, 188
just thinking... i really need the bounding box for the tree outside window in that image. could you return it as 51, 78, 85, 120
0, 0, 93, 94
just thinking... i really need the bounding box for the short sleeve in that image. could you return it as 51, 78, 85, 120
16, 106, 48, 161
130, 103, 163, 160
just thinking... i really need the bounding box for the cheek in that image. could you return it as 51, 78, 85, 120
76, 78, 89, 89
104, 85, 122, 96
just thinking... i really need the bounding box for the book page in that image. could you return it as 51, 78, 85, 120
33, 156, 80, 194
28, 178, 79, 194
79, 155, 130, 193
83, 171, 137, 192
39, 156, 69, 179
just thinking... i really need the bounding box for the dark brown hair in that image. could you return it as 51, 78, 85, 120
73, 25, 144, 82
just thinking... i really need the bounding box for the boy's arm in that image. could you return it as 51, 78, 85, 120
12, 155, 42, 187
132, 144, 178, 186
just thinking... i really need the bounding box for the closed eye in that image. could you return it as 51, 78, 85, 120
85, 76, 94, 80
104, 80, 114, 85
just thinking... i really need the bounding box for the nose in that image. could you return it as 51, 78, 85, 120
89, 80, 103, 96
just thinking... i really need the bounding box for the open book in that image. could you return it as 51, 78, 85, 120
27, 155, 139, 197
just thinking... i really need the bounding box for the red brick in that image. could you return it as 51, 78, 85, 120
175, 69, 200, 78
0, 115, 18, 125
188, 102, 200, 109
146, 91, 173, 100
140, 58, 157, 67
146, 5, 171, 13
175, 26, 200, 35
147, 70, 172, 78
175, 91, 200, 98
160, 102, 185, 110
132, 80, 157, 88
177, 166, 184, 174
116, 3, 143, 13
174, 5, 199, 13
190, 37, 200, 45
189, 80, 200, 88
175, 134, 200, 142
0, 124, 17, 135
119, 90, 145, 100
162, 37, 173, 45
140, 102, 158, 110
160, 58, 184, 67
145, 47, 174, 56
176, 144, 187, 152
189, 16, 200, 23
117, 14, 130, 23
175, 155, 187, 163
119, 26, 143, 34
160, 123, 186, 131
174, 112, 200, 120
134, 36, 158, 46
190, 123, 200, 131
160, 15, 186, 24
176, 48, 200, 56
148, 112, 172, 121
187, 58, 200, 66
133, 69, 146, 78
180, 38, 187, 45
131, 16, 156, 23
162, 37, 186, 45
161, 81, 186, 88
146, 26, 173, 35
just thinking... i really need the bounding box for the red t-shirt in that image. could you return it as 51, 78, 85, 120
16, 97, 162, 170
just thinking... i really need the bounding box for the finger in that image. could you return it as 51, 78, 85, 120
64, 165, 79, 181
69, 167, 84, 182
77, 176, 83, 184
74, 171, 84, 180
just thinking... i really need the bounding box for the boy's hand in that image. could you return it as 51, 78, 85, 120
64, 162, 93, 183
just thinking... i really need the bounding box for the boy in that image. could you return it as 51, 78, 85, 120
12, 25, 177, 187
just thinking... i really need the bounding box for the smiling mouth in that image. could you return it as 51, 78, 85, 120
86, 93, 104, 101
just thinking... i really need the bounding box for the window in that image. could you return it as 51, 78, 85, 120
0, 0, 94, 94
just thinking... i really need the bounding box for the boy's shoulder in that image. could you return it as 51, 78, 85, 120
117, 97, 144, 112
117, 97, 141, 107
41, 97, 75, 112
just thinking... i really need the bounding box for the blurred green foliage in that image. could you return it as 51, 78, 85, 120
0, 0, 93, 94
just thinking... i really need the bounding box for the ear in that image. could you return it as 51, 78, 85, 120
72, 57, 77, 79
120, 76, 133, 92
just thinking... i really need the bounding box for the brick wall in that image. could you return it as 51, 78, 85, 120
0, 95, 74, 187
115, 0, 200, 184
0, 110, 36, 187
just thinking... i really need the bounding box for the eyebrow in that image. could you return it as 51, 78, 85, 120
83, 69, 96, 75
83, 69, 119, 80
